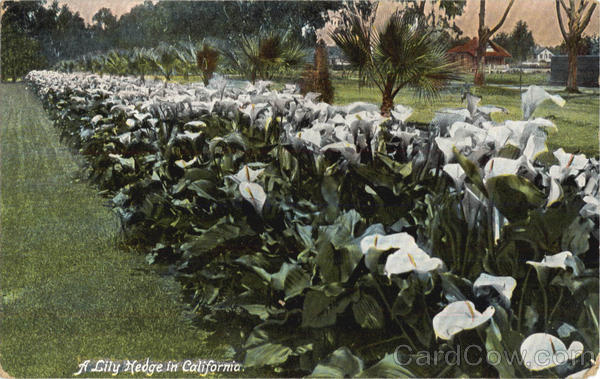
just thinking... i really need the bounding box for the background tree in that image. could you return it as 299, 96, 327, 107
508, 20, 535, 90
196, 44, 220, 86
300, 39, 334, 104
401, 0, 466, 44
492, 32, 512, 56
223, 31, 306, 84
1, 24, 46, 81
332, 10, 459, 116
555, 0, 597, 92
151, 43, 179, 85
475, 0, 517, 85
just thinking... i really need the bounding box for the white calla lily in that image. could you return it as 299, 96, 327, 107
360, 232, 415, 271
443, 163, 466, 189
522, 85, 566, 120
520, 333, 584, 371
229, 164, 265, 183
580, 195, 599, 218
547, 178, 564, 207
296, 128, 322, 147
239, 181, 266, 213
526, 251, 580, 275
432, 301, 494, 340
473, 273, 517, 306
383, 248, 443, 277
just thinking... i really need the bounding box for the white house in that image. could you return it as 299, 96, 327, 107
536, 48, 554, 63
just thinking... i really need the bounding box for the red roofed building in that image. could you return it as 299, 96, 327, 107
448, 38, 511, 72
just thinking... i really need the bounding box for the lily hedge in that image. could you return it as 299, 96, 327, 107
25, 70, 599, 377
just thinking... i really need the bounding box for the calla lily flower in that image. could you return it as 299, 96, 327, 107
522, 85, 566, 120
483, 156, 536, 183
473, 273, 517, 306
360, 232, 416, 271
184, 120, 206, 129
435, 136, 473, 164
432, 300, 495, 340
549, 148, 588, 182
321, 142, 360, 164
239, 181, 266, 213
520, 333, 583, 371
526, 251, 581, 275
443, 163, 466, 189
229, 164, 265, 183
547, 178, 564, 207
296, 128, 322, 147
383, 248, 443, 277
174, 157, 197, 169
176, 131, 202, 142
580, 195, 599, 218
390, 104, 413, 122
91, 114, 103, 125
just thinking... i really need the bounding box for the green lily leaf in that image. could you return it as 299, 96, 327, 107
244, 318, 313, 368
309, 347, 364, 378
486, 175, 546, 221
352, 292, 385, 329
453, 147, 487, 196
356, 353, 416, 378
271, 262, 311, 300
301, 289, 358, 328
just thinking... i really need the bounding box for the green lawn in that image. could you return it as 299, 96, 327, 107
331, 79, 599, 157
0, 83, 231, 377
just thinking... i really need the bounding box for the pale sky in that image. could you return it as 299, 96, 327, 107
56, 0, 599, 47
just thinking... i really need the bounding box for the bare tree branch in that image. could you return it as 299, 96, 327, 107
559, 0, 570, 13
556, 0, 569, 41
489, 0, 516, 35
577, 0, 597, 34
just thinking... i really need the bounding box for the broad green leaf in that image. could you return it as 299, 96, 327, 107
356, 353, 416, 378
301, 289, 357, 328
271, 262, 310, 300
244, 343, 292, 368
486, 175, 545, 221
309, 347, 364, 378
485, 320, 516, 378
377, 153, 412, 177
453, 147, 487, 196
352, 293, 384, 329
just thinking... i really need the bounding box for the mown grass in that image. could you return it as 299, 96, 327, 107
0, 83, 232, 377
331, 79, 599, 157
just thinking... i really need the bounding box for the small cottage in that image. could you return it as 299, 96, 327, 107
535, 48, 554, 63
448, 38, 511, 72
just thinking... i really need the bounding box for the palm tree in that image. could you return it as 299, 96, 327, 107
196, 43, 220, 86
224, 31, 306, 84
331, 11, 459, 116
127, 47, 153, 83
150, 43, 179, 85
175, 41, 199, 81
104, 50, 128, 76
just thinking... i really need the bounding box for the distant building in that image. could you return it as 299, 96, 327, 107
448, 38, 511, 71
535, 48, 554, 63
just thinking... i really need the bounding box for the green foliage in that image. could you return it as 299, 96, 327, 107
1, 24, 46, 81
331, 10, 459, 115
196, 43, 220, 86
27, 70, 599, 378
223, 31, 307, 83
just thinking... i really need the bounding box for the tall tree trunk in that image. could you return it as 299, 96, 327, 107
380, 81, 394, 116
474, 42, 486, 86
566, 42, 579, 92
